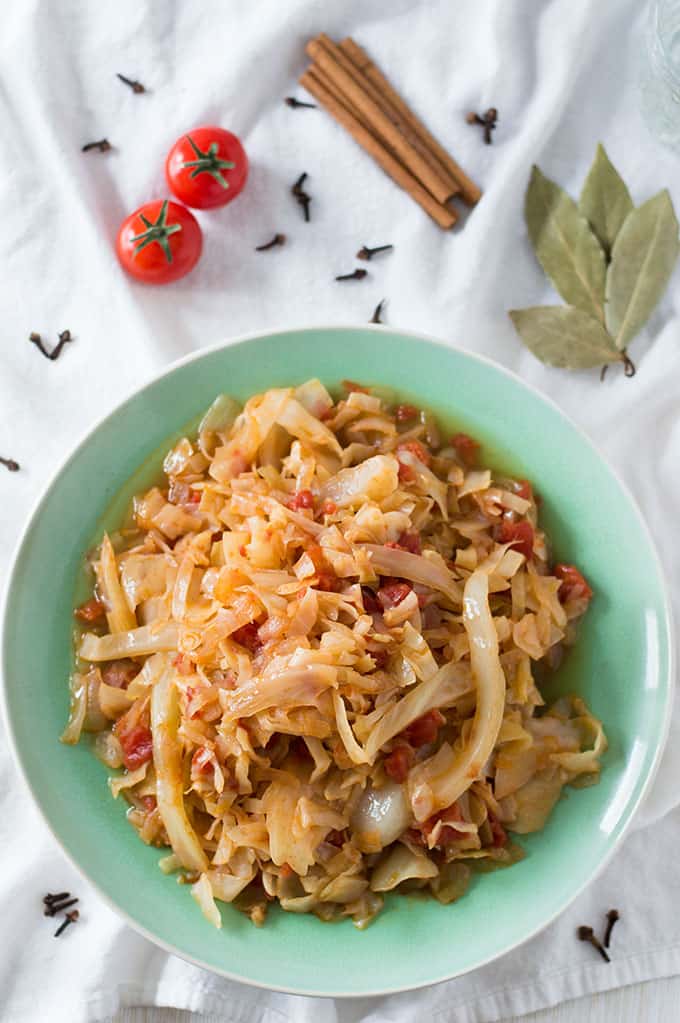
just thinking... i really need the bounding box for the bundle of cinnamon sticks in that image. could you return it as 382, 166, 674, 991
300, 35, 481, 229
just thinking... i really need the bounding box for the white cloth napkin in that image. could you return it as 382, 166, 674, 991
2, 0, 680, 1020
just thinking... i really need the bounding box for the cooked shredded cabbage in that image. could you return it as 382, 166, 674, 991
68, 380, 604, 929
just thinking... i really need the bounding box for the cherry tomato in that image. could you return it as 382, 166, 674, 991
116, 199, 202, 284
165, 126, 248, 209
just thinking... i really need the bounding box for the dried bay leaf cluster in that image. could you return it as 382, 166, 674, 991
510, 145, 680, 376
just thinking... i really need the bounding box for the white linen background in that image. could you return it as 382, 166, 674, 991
2, 0, 680, 1020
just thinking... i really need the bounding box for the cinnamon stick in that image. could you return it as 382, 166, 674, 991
305, 39, 456, 205
300, 69, 457, 229
311, 34, 460, 198
339, 37, 481, 206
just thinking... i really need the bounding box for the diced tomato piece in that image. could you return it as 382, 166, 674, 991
142, 795, 157, 812
102, 658, 139, 689
172, 652, 194, 676
498, 519, 535, 560
361, 586, 381, 613
420, 802, 466, 846
395, 403, 418, 423
554, 563, 593, 603
397, 530, 422, 554
319, 499, 337, 517
315, 572, 340, 592
451, 432, 480, 467
403, 709, 445, 747
488, 813, 507, 848
516, 479, 533, 502
396, 441, 432, 484
119, 724, 153, 771
377, 580, 412, 610
385, 530, 423, 556
384, 745, 414, 782
74, 597, 106, 623
342, 379, 369, 394
191, 746, 214, 775
188, 489, 202, 503
287, 489, 314, 511
231, 622, 262, 653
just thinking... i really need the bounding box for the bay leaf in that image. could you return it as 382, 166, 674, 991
579, 143, 634, 255
525, 165, 607, 323
605, 189, 680, 351
509, 305, 621, 369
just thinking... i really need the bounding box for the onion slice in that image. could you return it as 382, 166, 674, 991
408, 569, 506, 820
79, 622, 179, 661
151, 659, 208, 873
360, 544, 462, 606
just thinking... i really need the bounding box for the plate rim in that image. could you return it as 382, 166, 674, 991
1, 322, 675, 997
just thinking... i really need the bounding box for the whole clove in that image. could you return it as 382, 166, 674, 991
357, 244, 393, 261
44, 892, 70, 905
54, 910, 79, 938
335, 269, 367, 281
29, 330, 73, 361
291, 172, 312, 222
285, 96, 317, 109
604, 909, 620, 948
577, 925, 610, 963
117, 73, 146, 94
1, 456, 20, 472
255, 233, 286, 251
466, 107, 498, 144
370, 299, 386, 323
44, 897, 79, 917
81, 138, 112, 153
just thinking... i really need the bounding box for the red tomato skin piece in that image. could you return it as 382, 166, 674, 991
384, 745, 415, 782
120, 725, 153, 770
554, 563, 593, 602
498, 519, 535, 560
403, 709, 445, 747
451, 433, 480, 467
166, 126, 248, 209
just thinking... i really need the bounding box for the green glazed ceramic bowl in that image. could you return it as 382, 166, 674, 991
2, 326, 673, 996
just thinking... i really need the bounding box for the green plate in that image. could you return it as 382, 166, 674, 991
1, 327, 673, 996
